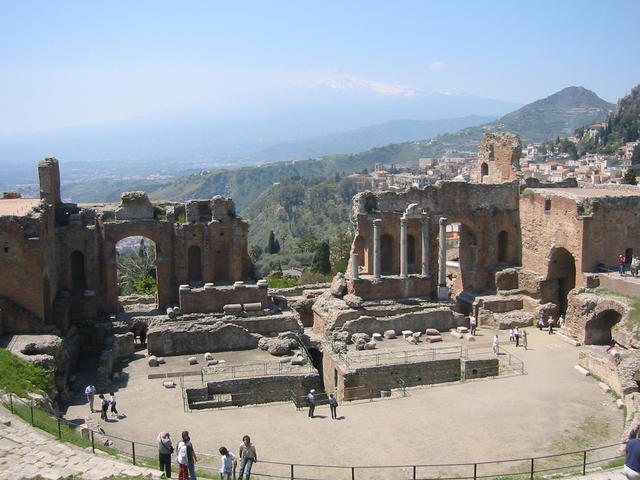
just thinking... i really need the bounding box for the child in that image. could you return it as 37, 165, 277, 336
219, 447, 237, 480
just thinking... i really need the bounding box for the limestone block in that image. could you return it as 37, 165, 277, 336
163, 381, 176, 388
384, 330, 396, 339
450, 329, 464, 339
223, 304, 243, 313
234, 281, 246, 288
574, 365, 590, 376
372, 333, 383, 341
401, 330, 413, 337
426, 335, 442, 343
278, 331, 298, 340
244, 302, 262, 311
79, 426, 91, 440
464, 333, 476, 342
0, 416, 11, 426
148, 356, 159, 367
173, 307, 181, 315
456, 326, 469, 334
291, 355, 307, 365
157, 357, 165, 364
258, 337, 270, 351
268, 339, 296, 356
598, 382, 611, 393
364, 341, 377, 350
207, 360, 219, 366
188, 357, 198, 365
204, 352, 214, 361
332, 330, 351, 343
426, 328, 440, 336
412, 332, 422, 339
166, 307, 176, 319
279, 356, 291, 363
204, 283, 215, 290
330, 273, 347, 297
617, 399, 625, 409
351, 333, 371, 344
380, 390, 391, 397
405, 336, 418, 345
355, 338, 366, 350
333, 341, 348, 353
343, 294, 364, 309
115, 191, 153, 220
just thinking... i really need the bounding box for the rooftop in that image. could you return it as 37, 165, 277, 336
530, 187, 640, 199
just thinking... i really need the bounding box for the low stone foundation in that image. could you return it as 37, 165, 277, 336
347, 276, 432, 301
179, 282, 268, 314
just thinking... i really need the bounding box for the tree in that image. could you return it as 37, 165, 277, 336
311, 241, 331, 274
117, 240, 157, 296
248, 245, 263, 262
266, 231, 278, 254
622, 167, 639, 185
632, 146, 640, 165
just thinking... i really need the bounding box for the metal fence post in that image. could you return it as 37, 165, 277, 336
530, 458, 534, 480
413, 465, 416, 480
351, 466, 355, 480
132, 441, 136, 465
30, 402, 34, 425
473, 463, 477, 480
10, 393, 13, 413
91, 431, 95, 453
290, 464, 294, 480
582, 450, 587, 475
57, 417, 62, 439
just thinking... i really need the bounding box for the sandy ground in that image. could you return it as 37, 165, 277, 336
64, 327, 624, 479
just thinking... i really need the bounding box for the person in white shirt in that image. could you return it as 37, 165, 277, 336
492, 334, 500, 355
109, 392, 118, 416
469, 315, 477, 335
84, 385, 96, 413
218, 447, 237, 480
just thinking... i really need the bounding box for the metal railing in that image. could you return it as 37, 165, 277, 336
338, 344, 465, 369
201, 360, 314, 379
0, 392, 625, 480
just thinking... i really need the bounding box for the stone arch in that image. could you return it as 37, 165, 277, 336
584, 309, 622, 345
70, 250, 87, 291
480, 162, 489, 182
497, 231, 508, 263
447, 221, 479, 292
188, 245, 202, 283
547, 247, 576, 316
380, 234, 394, 274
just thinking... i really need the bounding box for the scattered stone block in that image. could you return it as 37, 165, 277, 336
80, 426, 91, 440
574, 365, 590, 376
188, 357, 198, 365
333, 341, 348, 353
204, 352, 214, 361
148, 356, 159, 367
343, 294, 364, 308
426, 335, 443, 343
217, 359, 226, 364
330, 272, 347, 297
166, 307, 176, 319
372, 333, 383, 341
0, 416, 11, 426
405, 335, 418, 345
364, 340, 377, 350
598, 382, 611, 393
450, 329, 464, 339
401, 330, 413, 337
223, 304, 243, 313
456, 326, 469, 334
207, 360, 218, 366
244, 302, 262, 311
163, 381, 176, 388
464, 333, 476, 342
617, 399, 625, 409
380, 390, 391, 397
332, 330, 351, 343
426, 328, 440, 336
258, 337, 270, 351
384, 330, 396, 339
157, 357, 166, 364
355, 338, 367, 350
291, 355, 307, 365
268, 339, 296, 356
279, 357, 292, 364
351, 333, 371, 344
412, 332, 422, 339
278, 331, 298, 340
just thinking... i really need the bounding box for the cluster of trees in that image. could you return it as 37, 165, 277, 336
117, 239, 158, 296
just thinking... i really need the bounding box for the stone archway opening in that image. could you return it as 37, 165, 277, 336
480, 162, 489, 182
116, 236, 158, 299
70, 250, 87, 292
447, 222, 478, 292
547, 247, 576, 316
188, 245, 203, 285
381, 234, 394, 274
585, 309, 622, 345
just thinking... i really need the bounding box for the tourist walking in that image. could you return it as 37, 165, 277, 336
85, 384, 96, 413
632, 256, 640, 277
625, 434, 640, 480
140, 328, 147, 345
218, 447, 237, 480
522, 329, 528, 350
109, 391, 118, 416
537, 312, 545, 330
157, 432, 173, 478
492, 334, 499, 355
328, 393, 338, 419
548, 316, 555, 335
469, 314, 477, 335
620, 254, 626, 276
509, 328, 515, 342
307, 389, 316, 418
176, 435, 189, 480
99, 394, 109, 421
181, 431, 198, 480
238, 435, 257, 480
514, 328, 520, 347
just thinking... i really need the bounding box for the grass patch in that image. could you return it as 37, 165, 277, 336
0, 349, 53, 398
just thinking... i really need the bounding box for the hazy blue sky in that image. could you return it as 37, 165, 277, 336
1, 0, 638, 135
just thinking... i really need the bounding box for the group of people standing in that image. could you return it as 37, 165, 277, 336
306, 390, 339, 419
84, 385, 118, 421
508, 328, 528, 349
619, 253, 640, 277
157, 431, 257, 480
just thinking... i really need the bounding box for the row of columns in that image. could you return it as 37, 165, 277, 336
350, 215, 449, 289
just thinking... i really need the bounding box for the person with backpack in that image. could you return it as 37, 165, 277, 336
218, 447, 237, 480
328, 393, 338, 419
157, 432, 174, 478
98, 394, 109, 422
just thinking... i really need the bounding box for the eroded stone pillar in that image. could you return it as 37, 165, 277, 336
373, 219, 382, 278
400, 216, 408, 278
438, 217, 449, 299
421, 214, 429, 276
350, 252, 359, 279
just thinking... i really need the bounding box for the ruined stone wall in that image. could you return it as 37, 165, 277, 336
179, 284, 268, 313
520, 191, 585, 287
476, 132, 522, 183
347, 276, 432, 301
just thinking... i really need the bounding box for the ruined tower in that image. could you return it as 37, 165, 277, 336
38, 157, 61, 205
476, 132, 522, 183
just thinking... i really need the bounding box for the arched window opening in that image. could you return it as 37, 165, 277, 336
70, 250, 87, 291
